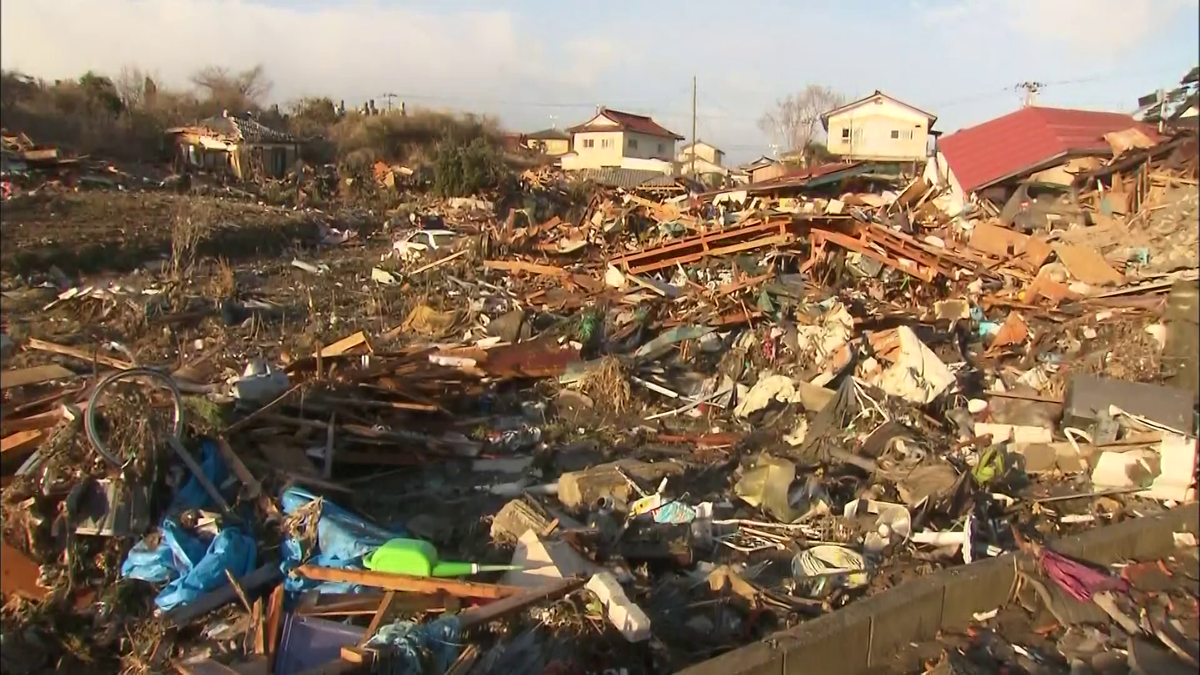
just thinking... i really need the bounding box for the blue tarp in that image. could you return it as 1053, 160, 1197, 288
279, 486, 407, 595
120, 438, 257, 612
366, 616, 462, 674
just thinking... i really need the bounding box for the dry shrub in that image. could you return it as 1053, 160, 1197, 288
329, 108, 501, 168
211, 257, 236, 299
1, 64, 272, 163
169, 201, 213, 283
578, 355, 632, 415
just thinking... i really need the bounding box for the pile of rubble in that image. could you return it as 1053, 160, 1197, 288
1, 123, 1196, 675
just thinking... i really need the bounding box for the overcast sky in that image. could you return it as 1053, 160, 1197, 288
3, 0, 1197, 163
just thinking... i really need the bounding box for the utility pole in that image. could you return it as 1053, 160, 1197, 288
690, 75, 697, 177
1016, 81, 1043, 108
380, 92, 398, 113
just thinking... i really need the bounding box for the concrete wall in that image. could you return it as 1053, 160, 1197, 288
922, 150, 967, 216
826, 99, 930, 162
679, 143, 724, 165
680, 155, 728, 177
680, 506, 1199, 675
571, 130, 625, 167
749, 162, 786, 184
569, 130, 676, 169
624, 131, 675, 161
528, 138, 571, 156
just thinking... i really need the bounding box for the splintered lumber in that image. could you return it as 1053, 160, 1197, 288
617, 217, 796, 275
1, 364, 76, 390
1, 429, 45, 461
411, 249, 469, 275
483, 260, 570, 278
293, 565, 521, 599
457, 576, 585, 629
25, 338, 134, 370
166, 565, 282, 626
316, 331, 369, 358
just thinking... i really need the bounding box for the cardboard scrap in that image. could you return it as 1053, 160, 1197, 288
1052, 243, 1125, 287
988, 312, 1029, 351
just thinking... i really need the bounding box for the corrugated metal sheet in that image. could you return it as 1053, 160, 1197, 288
938, 107, 1161, 193
573, 168, 677, 190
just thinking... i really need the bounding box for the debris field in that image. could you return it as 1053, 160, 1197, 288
1, 121, 1198, 675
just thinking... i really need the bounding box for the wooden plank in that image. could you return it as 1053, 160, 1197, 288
358, 591, 394, 647
166, 565, 282, 626
1, 429, 45, 459
1, 541, 49, 601
628, 234, 792, 274
458, 576, 585, 629
265, 585, 284, 673
1, 364, 76, 390
293, 565, 520, 599
316, 331, 369, 359
251, 598, 265, 655
483, 260, 570, 278
215, 438, 279, 520
410, 249, 469, 275
25, 338, 134, 370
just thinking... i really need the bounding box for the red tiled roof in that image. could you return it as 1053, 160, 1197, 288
567, 108, 684, 140
938, 107, 1161, 193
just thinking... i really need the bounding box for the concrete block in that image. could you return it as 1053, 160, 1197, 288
680, 506, 1200, 675
939, 555, 1017, 630
1063, 374, 1194, 435
866, 575, 945, 667
776, 604, 872, 675
558, 460, 683, 511
586, 572, 651, 642
677, 641, 781, 675
1056, 507, 1198, 564
501, 529, 596, 588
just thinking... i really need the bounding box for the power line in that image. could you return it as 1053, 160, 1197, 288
928, 67, 1186, 110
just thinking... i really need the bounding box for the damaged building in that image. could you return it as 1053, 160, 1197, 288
165, 112, 301, 181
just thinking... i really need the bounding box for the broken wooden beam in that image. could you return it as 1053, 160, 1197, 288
457, 576, 585, 629
166, 564, 283, 626
483, 259, 570, 278
293, 565, 521, 599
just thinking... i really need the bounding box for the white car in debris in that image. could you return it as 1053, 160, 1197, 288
392, 229, 460, 262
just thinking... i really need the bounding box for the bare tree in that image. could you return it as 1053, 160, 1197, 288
190, 64, 272, 113
115, 66, 147, 109
757, 84, 846, 160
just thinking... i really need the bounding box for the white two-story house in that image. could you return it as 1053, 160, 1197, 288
819, 91, 937, 163
560, 107, 683, 172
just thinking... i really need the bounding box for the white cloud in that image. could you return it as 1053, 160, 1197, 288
0, 0, 622, 105
914, 0, 1196, 57
1004, 0, 1198, 54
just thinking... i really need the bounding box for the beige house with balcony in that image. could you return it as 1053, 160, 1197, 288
560, 108, 683, 172
820, 91, 937, 163
677, 140, 725, 166
523, 128, 571, 156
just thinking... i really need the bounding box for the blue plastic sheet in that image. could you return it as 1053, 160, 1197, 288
171, 439, 230, 513
120, 437, 256, 612
158, 527, 256, 612
366, 616, 462, 674
279, 486, 407, 595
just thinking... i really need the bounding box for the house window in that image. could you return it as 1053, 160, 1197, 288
628, 138, 638, 150
890, 130, 900, 139
601, 138, 613, 149
583, 139, 594, 148
841, 128, 850, 139
658, 143, 664, 153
